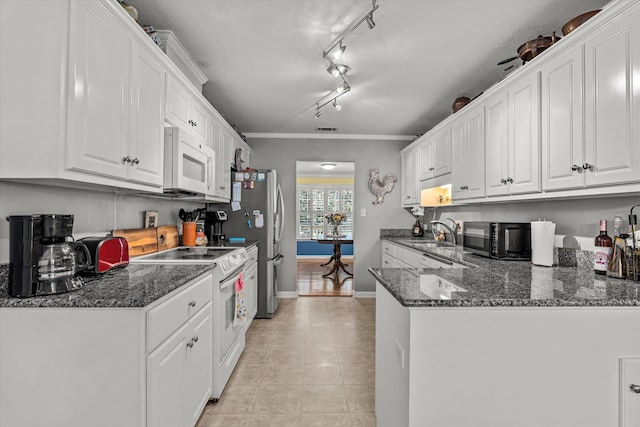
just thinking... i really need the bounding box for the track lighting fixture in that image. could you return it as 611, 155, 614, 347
315, 0, 378, 118
322, 0, 379, 59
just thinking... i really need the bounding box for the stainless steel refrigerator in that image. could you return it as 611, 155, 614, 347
211, 169, 284, 318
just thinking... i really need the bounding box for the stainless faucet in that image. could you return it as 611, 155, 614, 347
430, 220, 458, 245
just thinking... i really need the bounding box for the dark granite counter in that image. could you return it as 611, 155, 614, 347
0, 263, 213, 308
373, 237, 640, 307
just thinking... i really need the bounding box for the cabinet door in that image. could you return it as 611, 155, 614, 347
190, 98, 210, 142
508, 72, 541, 195
452, 106, 485, 200
465, 108, 486, 199
220, 129, 233, 199
541, 45, 585, 191
147, 324, 189, 427
129, 42, 165, 186
431, 127, 452, 178
418, 139, 433, 180
484, 91, 509, 196
186, 304, 212, 427
67, 0, 130, 179
166, 76, 191, 130
451, 118, 467, 199
584, 6, 640, 186
401, 149, 419, 206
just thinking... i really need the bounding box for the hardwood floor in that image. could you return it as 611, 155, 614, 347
297, 258, 354, 297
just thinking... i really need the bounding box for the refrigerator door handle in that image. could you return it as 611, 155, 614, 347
275, 183, 285, 243
273, 254, 284, 265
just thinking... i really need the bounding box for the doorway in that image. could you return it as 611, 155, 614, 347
295, 161, 355, 296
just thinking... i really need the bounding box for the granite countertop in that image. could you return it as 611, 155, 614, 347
373, 237, 640, 308
0, 263, 213, 308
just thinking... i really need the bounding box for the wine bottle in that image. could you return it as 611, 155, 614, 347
594, 219, 613, 275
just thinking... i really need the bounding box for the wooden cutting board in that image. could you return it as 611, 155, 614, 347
112, 227, 158, 257
156, 225, 179, 252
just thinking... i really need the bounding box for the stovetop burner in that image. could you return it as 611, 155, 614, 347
129, 246, 249, 277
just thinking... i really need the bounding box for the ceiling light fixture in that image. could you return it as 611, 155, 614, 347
326, 63, 350, 78
321, 163, 337, 170
322, 0, 379, 59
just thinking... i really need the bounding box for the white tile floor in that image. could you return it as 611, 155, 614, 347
196, 297, 377, 427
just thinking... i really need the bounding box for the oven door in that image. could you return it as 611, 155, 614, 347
219, 268, 245, 363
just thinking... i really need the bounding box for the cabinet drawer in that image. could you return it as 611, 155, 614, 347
381, 242, 396, 258
147, 272, 213, 352
404, 249, 421, 268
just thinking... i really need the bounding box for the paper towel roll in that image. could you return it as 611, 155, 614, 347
531, 220, 556, 266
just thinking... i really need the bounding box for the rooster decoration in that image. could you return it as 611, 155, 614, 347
368, 169, 397, 205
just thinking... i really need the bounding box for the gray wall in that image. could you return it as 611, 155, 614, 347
249, 137, 411, 294
0, 181, 205, 263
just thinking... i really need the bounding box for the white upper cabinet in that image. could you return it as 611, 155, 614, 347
166, 75, 210, 143
129, 42, 166, 186
1, 0, 166, 191
66, 0, 132, 180
541, 44, 585, 191
452, 103, 485, 200
401, 147, 420, 206
485, 72, 540, 196
507, 71, 540, 195
418, 127, 451, 181
484, 90, 509, 196
583, 5, 640, 186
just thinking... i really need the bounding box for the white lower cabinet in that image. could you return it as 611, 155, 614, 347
0, 271, 215, 427
147, 303, 212, 427
381, 241, 421, 269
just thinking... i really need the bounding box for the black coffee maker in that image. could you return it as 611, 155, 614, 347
204, 210, 228, 245
6, 214, 90, 297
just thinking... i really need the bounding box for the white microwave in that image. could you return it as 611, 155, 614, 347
163, 127, 215, 196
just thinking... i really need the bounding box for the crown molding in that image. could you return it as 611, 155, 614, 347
243, 133, 416, 141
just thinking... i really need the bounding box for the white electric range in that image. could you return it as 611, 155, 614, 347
130, 245, 249, 401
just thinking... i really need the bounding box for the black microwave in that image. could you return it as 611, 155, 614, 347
463, 222, 531, 260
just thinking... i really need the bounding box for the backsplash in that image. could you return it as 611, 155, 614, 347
0, 264, 7, 290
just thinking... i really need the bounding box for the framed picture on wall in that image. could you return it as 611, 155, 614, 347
144, 211, 158, 228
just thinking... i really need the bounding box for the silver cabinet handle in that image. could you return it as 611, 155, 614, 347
188, 300, 196, 307
506, 177, 513, 184
193, 335, 198, 343
132, 158, 140, 165
630, 384, 640, 393
500, 178, 507, 184
571, 164, 581, 171
122, 156, 131, 163
583, 163, 593, 171
186, 339, 194, 348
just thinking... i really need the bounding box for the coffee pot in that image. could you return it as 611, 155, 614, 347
6, 214, 91, 297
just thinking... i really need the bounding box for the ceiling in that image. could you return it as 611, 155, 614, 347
128, 0, 609, 139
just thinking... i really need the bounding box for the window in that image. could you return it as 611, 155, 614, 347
297, 185, 353, 239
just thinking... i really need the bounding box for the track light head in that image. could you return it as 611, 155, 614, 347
327, 63, 349, 78
365, 14, 375, 29
315, 110, 322, 118
337, 82, 350, 94
332, 42, 346, 60
333, 99, 342, 111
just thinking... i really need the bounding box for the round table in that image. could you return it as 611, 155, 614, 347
316, 238, 353, 277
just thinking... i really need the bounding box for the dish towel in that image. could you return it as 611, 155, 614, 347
234, 272, 247, 326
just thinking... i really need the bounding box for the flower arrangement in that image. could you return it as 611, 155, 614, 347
325, 212, 347, 225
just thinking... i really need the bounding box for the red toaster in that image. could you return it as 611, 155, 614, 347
79, 236, 129, 273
